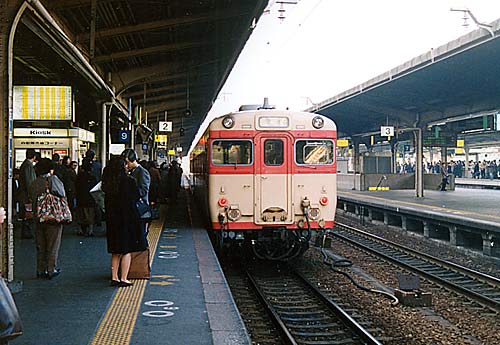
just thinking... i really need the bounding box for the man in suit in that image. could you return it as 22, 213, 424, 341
19, 149, 37, 238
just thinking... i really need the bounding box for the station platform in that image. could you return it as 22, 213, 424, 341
337, 187, 500, 232
455, 177, 500, 189
10, 191, 248, 345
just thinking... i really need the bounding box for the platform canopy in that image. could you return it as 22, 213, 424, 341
15, 0, 268, 152
312, 18, 500, 140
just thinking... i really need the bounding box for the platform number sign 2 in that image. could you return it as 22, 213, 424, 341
380, 126, 394, 137
159, 121, 173, 132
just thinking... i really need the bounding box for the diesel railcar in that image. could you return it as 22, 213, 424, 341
191, 104, 337, 260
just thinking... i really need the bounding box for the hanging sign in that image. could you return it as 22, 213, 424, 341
159, 121, 173, 132
13, 86, 72, 120
380, 126, 394, 137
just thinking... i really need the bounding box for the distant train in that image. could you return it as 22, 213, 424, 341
191, 101, 337, 260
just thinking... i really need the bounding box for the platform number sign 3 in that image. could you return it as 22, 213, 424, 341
380, 126, 394, 137
159, 121, 172, 132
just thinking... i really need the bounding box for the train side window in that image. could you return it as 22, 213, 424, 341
295, 140, 335, 165
211, 140, 253, 165
264, 139, 284, 166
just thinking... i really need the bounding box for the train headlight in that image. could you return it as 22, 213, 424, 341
222, 115, 235, 129
312, 116, 324, 129
320, 196, 329, 206
218, 197, 228, 207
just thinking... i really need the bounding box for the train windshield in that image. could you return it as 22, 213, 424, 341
211, 140, 253, 165
295, 140, 335, 165
264, 139, 284, 166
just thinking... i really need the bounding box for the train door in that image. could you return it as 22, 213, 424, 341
254, 133, 293, 225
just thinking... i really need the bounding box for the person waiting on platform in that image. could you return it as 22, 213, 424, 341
28, 158, 66, 279
75, 158, 97, 237
102, 157, 147, 287
440, 164, 449, 191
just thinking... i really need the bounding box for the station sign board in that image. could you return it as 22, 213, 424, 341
159, 121, 173, 132
423, 133, 457, 147
13, 86, 72, 121
380, 126, 394, 137
337, 139, 349, 147
118, 130, 130, 143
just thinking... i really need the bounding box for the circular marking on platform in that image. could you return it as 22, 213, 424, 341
142, 310, 175, 318
145, 300, 174, 307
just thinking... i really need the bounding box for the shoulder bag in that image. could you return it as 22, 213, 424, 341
37, 180, 72, 224
135, 198, 152, 219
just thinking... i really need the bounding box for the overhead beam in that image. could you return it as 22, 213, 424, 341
77, 10, 247, 41
134, 92, 187, 105
123, 83, 186, 98
93, 40, 212, 63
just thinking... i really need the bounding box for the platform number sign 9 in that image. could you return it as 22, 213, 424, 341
118, 130, 130, 143
380, 126, 394, 137
159, 121, 173, 132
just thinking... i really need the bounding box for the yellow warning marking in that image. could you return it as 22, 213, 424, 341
342, 191, 500, 220
160, 245, 176, 249
152, 275, 174, 279
90, 215, 164, 344
150, 281, 173, 286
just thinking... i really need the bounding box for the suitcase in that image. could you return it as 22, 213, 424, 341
127, 249, 151, 279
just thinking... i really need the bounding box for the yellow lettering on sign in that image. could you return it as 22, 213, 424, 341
457, 139, 464, 147
22, 86, 29, 120
455, 148, 464, 154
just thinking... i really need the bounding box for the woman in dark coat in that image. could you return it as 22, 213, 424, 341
75, 158, 97, 236
102, 157, 147, 287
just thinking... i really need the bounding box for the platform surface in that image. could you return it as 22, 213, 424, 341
10, 191, 248, 345
338, 188, 500, 225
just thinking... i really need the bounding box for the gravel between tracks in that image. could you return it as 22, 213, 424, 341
299, 213, 500, 344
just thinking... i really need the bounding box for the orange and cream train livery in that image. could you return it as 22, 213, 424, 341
191, 103, 337, 260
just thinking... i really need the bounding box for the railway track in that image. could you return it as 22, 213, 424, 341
247, 264, 382, 345
333, 222, 500, 313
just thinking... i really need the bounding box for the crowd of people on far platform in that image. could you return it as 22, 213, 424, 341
396, 159, 500, 179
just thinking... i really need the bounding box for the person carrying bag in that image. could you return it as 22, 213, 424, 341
28, 158, 68, 279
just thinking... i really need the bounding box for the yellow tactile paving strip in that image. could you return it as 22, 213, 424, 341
342, 191, 500, 221
90, 218, 163, 345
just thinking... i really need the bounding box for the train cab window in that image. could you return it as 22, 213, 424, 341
211, 140, 253, 165
295, 140, 335, 165
264, 139, 284, 166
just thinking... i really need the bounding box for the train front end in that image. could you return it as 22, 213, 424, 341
207, 109, 337, 260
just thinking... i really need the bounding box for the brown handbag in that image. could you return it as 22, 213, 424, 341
127, 249, 151, 279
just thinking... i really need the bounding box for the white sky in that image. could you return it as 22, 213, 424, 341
189, 0, 500, 151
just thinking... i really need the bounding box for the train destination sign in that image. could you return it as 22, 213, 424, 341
422, 133, 457, 147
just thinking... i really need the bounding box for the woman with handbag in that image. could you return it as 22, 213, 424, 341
102, 157, 147, 287
28, 158, 67, 279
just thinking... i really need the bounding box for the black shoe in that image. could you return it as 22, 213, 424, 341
48, 268, 61, 279
119, 280, 133, 287
110, 280, 121, 287
37, 271, 49, 279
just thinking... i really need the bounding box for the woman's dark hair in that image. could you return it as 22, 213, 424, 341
121, 148, 137, 162
102, 157, 126, 196
36, 158, 54, 176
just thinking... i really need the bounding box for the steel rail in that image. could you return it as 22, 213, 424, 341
246, 267, 381, 345
292, 269, 383, 345
333, 222, 500, 313
246, 271, 298, 345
